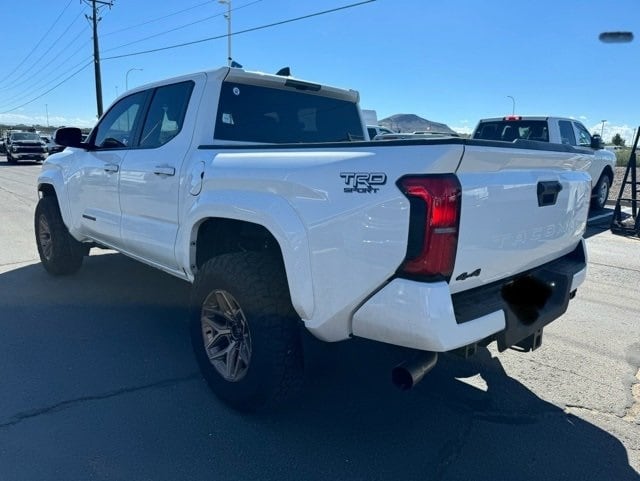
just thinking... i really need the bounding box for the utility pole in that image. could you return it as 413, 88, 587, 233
219, 0, 232, 66
85, 0, 114, 118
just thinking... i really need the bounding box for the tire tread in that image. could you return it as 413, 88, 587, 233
34, 196, 84, 275
190, 252, 303, 411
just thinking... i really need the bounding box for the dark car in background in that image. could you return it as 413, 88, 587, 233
6, 131, 48, 163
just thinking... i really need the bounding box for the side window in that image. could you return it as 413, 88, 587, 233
93, 91, 148, 149
574, 122, 592, 147
558, 120, 576, 146
139, 81, 194, 149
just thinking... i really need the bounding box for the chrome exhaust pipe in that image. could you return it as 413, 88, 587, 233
392, 351, 438, 390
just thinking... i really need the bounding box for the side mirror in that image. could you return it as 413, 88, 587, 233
54, 127, 84, 148
590, 134, 604, 150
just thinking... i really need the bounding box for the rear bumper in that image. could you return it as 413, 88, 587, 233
352, 239, 587, 352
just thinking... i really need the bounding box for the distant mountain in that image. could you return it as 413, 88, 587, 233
378, 114, 457, 135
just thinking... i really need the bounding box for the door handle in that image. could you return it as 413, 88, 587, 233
537, 181, 563, 207
153, 166, 175, 176
104, 163, 119, 173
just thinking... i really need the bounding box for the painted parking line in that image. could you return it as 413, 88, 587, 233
588, 211, 614, 223
588, 206, 632, 224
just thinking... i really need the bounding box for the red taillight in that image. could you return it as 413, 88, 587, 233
398, 175, 461, 281
503, 115, 521, 121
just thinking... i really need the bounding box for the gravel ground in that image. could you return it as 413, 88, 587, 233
608, 166, 639, 204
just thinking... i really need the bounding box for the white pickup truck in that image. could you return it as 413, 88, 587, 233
471, 116, 616, 209
36, 67, 590, 411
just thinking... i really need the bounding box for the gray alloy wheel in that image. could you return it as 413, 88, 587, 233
37, 214, 54, 261
190, 252, 303, 411
200, 289, 252, 382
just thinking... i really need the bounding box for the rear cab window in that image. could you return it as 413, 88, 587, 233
139, 81, 194, 149
473, 119, 549, 142
558, 120, 577, 146
214, 81, 364, 143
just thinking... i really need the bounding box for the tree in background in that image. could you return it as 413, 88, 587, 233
611, 133, 626, 147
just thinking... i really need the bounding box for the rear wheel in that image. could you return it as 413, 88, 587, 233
592, 174, 611, 210
190, 252, 303, 411
34, 196, 85, 275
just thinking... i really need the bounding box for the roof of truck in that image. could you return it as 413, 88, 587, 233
123, 66, 360, 104
476, 116, 587, 123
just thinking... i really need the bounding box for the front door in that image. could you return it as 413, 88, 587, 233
66, 90, 149, 248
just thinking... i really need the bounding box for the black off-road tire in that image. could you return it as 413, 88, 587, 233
7, 152, 16, 164
592, 174, 611, 210
190, 252, 303, 412
34, 196, 85, 275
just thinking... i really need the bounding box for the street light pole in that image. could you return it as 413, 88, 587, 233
601, 119, 607, 138
45, 104, 49, 128
219, 0, 232, 66
126, 68, 143, 91
507, 95, 515, 115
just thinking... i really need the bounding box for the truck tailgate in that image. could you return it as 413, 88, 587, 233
450, 144, 591, 294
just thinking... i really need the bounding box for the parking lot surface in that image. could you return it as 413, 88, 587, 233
1, 161, 639, 480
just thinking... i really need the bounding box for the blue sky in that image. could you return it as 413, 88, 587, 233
0, 0, 637, 142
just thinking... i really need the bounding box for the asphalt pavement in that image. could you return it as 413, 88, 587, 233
1, 160, 638, 481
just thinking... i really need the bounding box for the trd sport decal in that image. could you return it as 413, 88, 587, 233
340, 172, 387, 193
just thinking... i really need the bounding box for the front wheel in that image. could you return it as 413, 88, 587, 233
7, 152, 16, 164
34, 196, 85, 275
592, 174, 611, 210
190, 252, 303, 412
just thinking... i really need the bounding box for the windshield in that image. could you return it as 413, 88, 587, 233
11, 132, 41, 141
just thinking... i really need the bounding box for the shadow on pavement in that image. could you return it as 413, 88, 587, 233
585, 205, 618, 239
0, 253, 637, 480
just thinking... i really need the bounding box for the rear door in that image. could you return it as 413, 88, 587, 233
119, 77, 201, 270
451, 143, 591, 294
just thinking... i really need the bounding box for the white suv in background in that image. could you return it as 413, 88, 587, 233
367, 124, 394, 139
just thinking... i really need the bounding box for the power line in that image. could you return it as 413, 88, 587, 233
0, 8, 89, 91
102, 0, 262, 54
101, 0, 219, 37
0, 61, 93, 115
103, 0, 376, 61
0, 52, 93, 109
0, 31, 90, 105
102, 11, 226, 54
0, 1, 375, 119
0, 0, 75, 85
